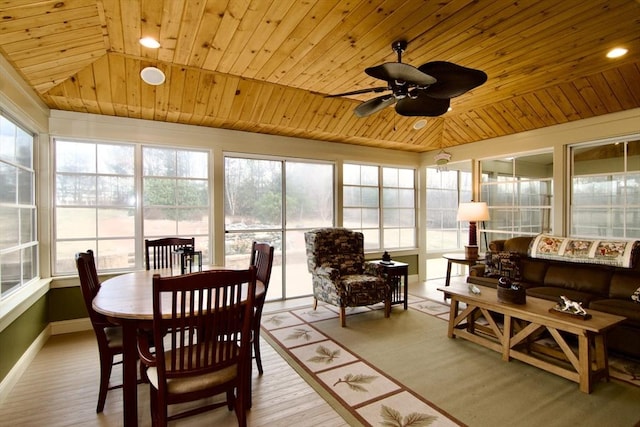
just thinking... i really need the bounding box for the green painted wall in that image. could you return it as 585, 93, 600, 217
48, 287, 87, 322
0, 294, 48, 382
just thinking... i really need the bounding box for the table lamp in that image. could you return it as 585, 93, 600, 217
457, 201, 490, 259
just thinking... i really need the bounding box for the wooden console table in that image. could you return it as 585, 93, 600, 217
437, 283, 625, 393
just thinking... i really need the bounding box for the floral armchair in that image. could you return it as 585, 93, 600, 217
304, 227, 391, 326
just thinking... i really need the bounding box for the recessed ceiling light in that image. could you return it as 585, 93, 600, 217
140, 67, 165, 85
606, 47, 628, 58
139, 37, 160, 49
413, 119, 427, 130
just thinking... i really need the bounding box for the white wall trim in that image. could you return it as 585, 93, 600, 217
0, 326, 50, 404
0, 279, 50, 333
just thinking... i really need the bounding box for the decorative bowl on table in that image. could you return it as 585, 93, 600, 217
497, 276, 526, 304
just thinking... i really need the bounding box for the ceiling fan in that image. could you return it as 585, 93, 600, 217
326, 40, 487, 118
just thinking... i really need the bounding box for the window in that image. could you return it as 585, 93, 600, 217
480, 152, 553, 243
383, 167, 416, 248
224, 156, 334, 300
425, 165, 472, 252
425, 164, 472, 280
0, 113, 37, 298
54, 140, 209, 274
143, 147, 209, 256
343, 163, 416, 250
570, 138, 640, 238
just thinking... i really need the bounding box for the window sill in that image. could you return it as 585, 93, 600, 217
0, 278, 51, 333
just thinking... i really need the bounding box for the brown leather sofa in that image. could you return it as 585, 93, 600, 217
467, 236, 640, 359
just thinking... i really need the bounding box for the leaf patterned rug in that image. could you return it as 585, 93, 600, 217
261, 300, 464, 426
262, 295, 640, 426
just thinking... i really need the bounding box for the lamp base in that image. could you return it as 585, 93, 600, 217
464, 245, 479, 260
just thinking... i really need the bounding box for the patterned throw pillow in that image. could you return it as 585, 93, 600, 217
484, 251, 521, 280
632, 287, 640, 304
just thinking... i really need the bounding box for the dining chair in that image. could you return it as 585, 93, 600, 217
250, 241, 275, 375
75, 250, 123, 413
145, 237, 195, 270
137, 267, 257, 426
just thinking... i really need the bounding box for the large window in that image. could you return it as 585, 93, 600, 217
54, 140, 209, 274
0, 113, 37, 298
425, 165, 472, 252
480, 152, 553, 243
570, 138, 640, 238
343, 164, 416, 250
224, 156, 334, 300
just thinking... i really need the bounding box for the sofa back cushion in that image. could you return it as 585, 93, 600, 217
519, 258, 548, 284
609, 271, 640, 300
503, 236, 534, 255
543, 264, 612, 296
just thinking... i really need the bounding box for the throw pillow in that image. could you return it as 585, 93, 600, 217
632, 287, 640, 304
484, 251, 521, 280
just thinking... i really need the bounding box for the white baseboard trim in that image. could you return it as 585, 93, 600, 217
50, 318, 92, 335
0, 326, 50, 404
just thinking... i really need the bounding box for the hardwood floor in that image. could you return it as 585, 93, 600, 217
0, 301, 348, 426
0, 278, 453, 426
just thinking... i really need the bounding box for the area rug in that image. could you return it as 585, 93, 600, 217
261, 295, 640, 427
261, 301, 463, 426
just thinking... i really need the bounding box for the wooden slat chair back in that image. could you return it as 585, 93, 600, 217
75, 250, 123, 413
137, 267, 256, 426
145, 237, 195, 270
249, 241, 274, 375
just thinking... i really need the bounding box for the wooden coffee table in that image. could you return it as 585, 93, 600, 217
437, 283, 626, 393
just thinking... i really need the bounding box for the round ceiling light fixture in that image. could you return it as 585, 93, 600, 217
139, 37, 161, 48
413, 119, 427, 130
140, 66, 165, 85
606, 47, 628, 58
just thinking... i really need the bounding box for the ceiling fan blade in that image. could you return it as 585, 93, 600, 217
354, 95, 397, 118
366, 62, 436, 86
395, 94, 450, 117
418, 61, 487, 99
325, 86, 389, 98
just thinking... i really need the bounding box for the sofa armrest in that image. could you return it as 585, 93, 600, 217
469, 264, 486, 277
489, 240, 506, 252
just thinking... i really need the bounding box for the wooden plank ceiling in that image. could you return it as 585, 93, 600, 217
0, 0, 638, 153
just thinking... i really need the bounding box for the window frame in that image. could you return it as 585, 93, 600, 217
52, 138, 210, 275
480, 151, 554, 243
343, 162, 417, 251
569, 136, 640, 239
0, 111, 38, 299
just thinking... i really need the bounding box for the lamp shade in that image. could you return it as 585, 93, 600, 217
456, 202, 490, 222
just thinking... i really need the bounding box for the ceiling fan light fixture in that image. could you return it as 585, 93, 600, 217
140, 66, 165, 85
606, 47, 628, 58
139, 37, 161, 48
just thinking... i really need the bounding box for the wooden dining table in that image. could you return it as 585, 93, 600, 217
93, 267, 265, 427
